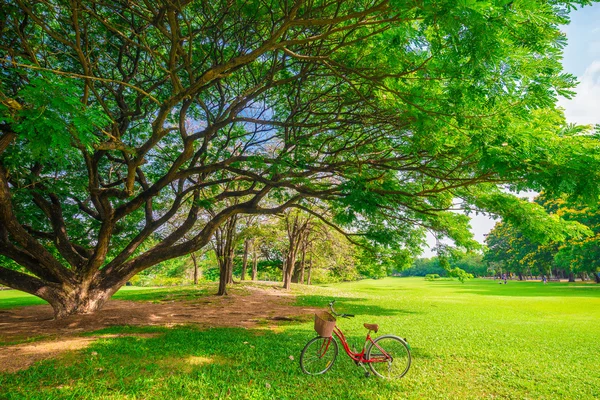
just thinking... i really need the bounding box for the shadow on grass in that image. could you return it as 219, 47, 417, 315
112, 286, 211, 303
295, 294, 419, 316
0, 325, 411, 400
428, 279, 600, 298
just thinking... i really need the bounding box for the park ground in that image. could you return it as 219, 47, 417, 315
1, 278, 599, 399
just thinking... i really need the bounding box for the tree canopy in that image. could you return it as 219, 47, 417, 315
1, 0, 600, 317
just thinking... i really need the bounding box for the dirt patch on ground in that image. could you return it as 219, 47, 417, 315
0, 285, 319, 373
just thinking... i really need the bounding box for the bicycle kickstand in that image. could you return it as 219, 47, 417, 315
357, 362, 370, 378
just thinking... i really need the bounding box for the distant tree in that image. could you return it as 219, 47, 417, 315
448, 252, 487, 278
547, 197, 600, 282
484, 194, 599, 281
400, 258, 447, 277
484, 222, 557, 279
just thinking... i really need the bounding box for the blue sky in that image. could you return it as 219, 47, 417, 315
423, 2, 600, 257
562, 3, 600, 78
559, 3, 600, 125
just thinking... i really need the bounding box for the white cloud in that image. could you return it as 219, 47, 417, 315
559, 60, 600, 126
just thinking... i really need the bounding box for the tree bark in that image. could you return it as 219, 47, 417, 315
282, 212, 311, 289
41, 280, 119, 319
299, 240, 306, 284
568, 272, 575, 283
307, 254, 312, 285
226, 248, 234, 285
251, 242, 258, 281
241, 239, 249, 281
283, 251, 295, 289
218, 264, 229, 296
215, 215, 238, 295
191, 253, 198, 285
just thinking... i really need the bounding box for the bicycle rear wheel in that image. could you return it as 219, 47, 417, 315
300, 336, 338, 375
366, 335, 411, 379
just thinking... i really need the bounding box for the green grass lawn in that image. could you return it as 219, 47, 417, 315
1, 278, 599, 399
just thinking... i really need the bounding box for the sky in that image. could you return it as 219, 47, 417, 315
421, 3, 600, 257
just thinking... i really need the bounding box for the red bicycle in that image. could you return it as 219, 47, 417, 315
299, 300, 411, 378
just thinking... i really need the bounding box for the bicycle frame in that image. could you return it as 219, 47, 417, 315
327, 325, 391, 364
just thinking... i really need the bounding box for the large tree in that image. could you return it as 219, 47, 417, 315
1, 0, 599, 317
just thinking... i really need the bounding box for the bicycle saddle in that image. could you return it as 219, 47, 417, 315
363, 323, 379, 333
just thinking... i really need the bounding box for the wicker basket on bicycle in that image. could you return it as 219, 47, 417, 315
314, 312, 336, 337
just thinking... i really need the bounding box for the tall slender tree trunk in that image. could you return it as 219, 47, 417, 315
215, 215, 238, 295
226, 248, 234, 285
282, 212, 312, 289
191, 253, 198, 285
283, 248, 298, 289
299, 241, 306, 284
251, 242, 258, 281
241, 239, 249, 281
307, 254, 312, 285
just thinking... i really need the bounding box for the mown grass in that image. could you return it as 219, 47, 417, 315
0, 283, 248, 309
0, 289, 48, 309
1, 278, 599, 399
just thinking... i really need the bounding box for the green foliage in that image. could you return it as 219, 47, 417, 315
130, 255, 193, 286
402, 252, 486, 280
1, 74, 109, 164
400, 257, 448, 277
484, 193, 600, 279
424, 274, 440, 281
476, 190, 592, 244
446, 267, 474, 283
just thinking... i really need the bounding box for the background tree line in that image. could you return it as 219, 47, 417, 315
484, 194, 600, 282
128, 207, 400, 288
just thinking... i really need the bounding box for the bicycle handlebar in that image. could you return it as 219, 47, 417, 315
329, 300, 354, 319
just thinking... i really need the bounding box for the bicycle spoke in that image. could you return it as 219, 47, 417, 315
300, 337, 338, 375
366, 336, 411, 379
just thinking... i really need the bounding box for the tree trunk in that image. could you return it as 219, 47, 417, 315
251, 244, 258, 281
282, 212, 312, 289
191, 253, 198, 285
214, 215, 238, 295
217, 265, 228, 296
283, 249, 297, 289
518, 272, 523, 281
595, 272, 600, 284
43, 283, 118, 319
568, 272, 575, 283
299, 242, 306, 284
307, 255, 312, 285
226, 249, 234, 285
241, 239, 249, 281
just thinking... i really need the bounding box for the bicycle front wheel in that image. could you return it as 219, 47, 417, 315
366, 335, 411, 379
299, 336, 338, 375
